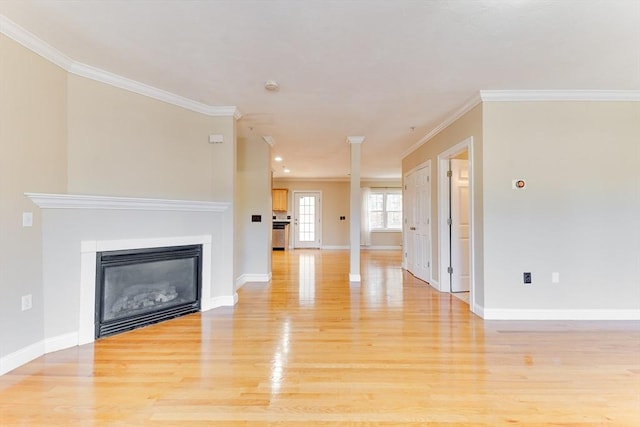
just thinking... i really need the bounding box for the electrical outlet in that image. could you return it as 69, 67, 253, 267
552, 272, 560, 283
21, 294, 32, 311
523, 272, 532, 284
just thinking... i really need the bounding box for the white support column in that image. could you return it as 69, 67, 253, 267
347, 136, 364, 282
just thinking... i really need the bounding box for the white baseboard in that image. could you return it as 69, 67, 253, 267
472, 302, 485, 318
0, 331, 81, 376
44, 332, 79, 353
201, 293, 238, 311
235, 273, 271, 289
320, 245, 401, 250
349, 273, 361, 282
362, 245, 402, 250
0, 341, 44, 376
481, 308, 640, 320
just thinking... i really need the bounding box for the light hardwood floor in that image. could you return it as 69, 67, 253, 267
1, 249, 639, 426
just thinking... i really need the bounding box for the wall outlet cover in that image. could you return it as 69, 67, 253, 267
21, 294, 33, 311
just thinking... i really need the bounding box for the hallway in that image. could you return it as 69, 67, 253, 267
1, 249, 638, 425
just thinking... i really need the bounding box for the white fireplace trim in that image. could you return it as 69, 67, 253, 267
78, 234, 219, 345
26, 192, 230, 212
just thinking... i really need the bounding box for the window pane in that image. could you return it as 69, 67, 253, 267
387, 211, 402, 229
386, 193, 402, 211
369, 212, 384, 229
369, 194, 383, 211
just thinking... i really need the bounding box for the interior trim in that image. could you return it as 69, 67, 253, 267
0, 15, 241, 119
402, 89, 640, 160
25, 193, 230, 212
480, 89, 640, 102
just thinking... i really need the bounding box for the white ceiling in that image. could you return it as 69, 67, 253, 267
1, 0, 638, 179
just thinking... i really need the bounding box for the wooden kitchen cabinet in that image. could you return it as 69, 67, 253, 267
272, 188, 288, 212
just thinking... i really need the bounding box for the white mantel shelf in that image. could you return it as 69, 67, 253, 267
25, 193, 230, 212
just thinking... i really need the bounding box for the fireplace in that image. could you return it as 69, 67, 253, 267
95, 244, 202, 338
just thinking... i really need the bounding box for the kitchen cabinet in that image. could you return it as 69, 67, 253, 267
272, 188, 288, 212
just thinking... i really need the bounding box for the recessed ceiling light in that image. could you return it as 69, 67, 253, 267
264, 80, 280, 92
283, 168, 291, 173
274, 156, 283, 162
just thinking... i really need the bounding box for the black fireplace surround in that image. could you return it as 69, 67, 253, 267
95, 244, 202, 339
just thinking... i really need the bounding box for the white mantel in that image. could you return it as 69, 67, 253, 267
26, 192, 230, 212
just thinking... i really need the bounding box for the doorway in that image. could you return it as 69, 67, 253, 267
438, 137, 474, 308
293, 192, 322, 248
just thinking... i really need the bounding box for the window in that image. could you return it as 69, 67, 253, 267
368, 190, 402, 230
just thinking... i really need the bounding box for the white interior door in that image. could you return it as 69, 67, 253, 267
404, 172, 416, 272
293, 192, 321, 248
405, 165, 431, 283
450, 159, 470, 292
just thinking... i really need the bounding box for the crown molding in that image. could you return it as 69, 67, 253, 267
1, 14, 241, 119
480, 90, 640, 102
401, 89, 640, 159
66, 63, 243, 119
25, 193, 230, 212
401, 92, 481, 159
0, 14, 73, 70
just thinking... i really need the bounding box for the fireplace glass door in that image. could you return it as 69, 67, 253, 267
95, 245, 202, 338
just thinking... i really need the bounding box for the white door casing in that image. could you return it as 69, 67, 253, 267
437, 136, 475, 313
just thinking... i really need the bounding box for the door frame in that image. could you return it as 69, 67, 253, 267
402, 160, 433, 285
292, 191, 322, 249
437, 137, 475, 310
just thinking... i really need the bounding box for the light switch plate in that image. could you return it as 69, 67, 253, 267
22, 212, 33, 227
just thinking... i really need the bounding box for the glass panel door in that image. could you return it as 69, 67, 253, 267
293, 192, 321, 248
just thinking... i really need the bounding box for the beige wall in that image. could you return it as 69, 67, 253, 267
402, 104, 484, 304
67, 74, 235, 201
236, 136, 272, 283
482, 101, 640, 312
0, 34, 68, 359
369, 230, 402, 247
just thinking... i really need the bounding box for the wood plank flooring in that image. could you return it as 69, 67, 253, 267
1, 249, 639, 426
